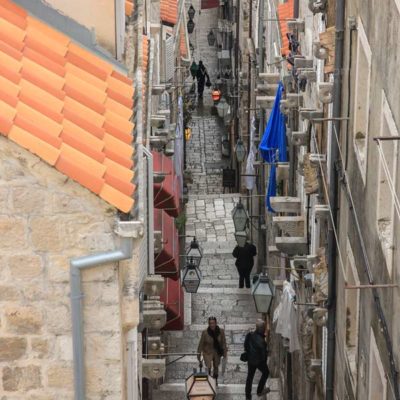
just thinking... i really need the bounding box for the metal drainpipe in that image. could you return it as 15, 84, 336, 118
70, 236, 133, 400
143, 146, 155, 275
326, 0, 345, 398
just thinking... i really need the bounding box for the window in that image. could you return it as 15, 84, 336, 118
376, 92, 398, 276
353, 19, 371, 182
345, 239, 360, 389
368, 330, 387, 400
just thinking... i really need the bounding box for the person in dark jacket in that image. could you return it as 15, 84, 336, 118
244, 319, 270, 399
197, 316, 228, 385
196, 60, 209, 99
232, 242, 257, 288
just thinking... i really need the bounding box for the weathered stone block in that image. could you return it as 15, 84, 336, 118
3, 365, 42, 391
0, 337, 27, 361
47, 364, 73, 389
45, 305, 71, 334
5, 306, 43, 334
0, 285, 20, 301
86, 362, 121, 393
31, 338, 50, 359
47, 255, 70, 283
12, 187, 49, 214
8, 254, 43, 279
30, 217, 63, 252
0, 216, 27, 250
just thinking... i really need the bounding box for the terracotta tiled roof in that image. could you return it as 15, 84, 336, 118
160, 0, 178, 25
0, 0, 135, 212
277, 0, 294, 56
179, 24, 188, 58
125, 0, 133, 16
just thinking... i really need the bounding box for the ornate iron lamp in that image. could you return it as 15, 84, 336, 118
187, 19, 195, 34
232, 201, 249, 232
188, 5, 196, 20
235, 138, 246, 162
207, 30, 216, 46
216, 97, 230, 119
182, 260, 201, 293
251, 273, 275, 313
185, 365, 216, 400
185, 237, 203, 268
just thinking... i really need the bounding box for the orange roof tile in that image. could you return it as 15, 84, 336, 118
277, 0, 294, 57
160, 0, 178, 25
179, 24, 189, 58
0, 0, 135, 213
125, 0, 134, 16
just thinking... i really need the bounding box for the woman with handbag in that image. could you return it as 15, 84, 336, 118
196, 60, 210, 99
197, 316, 227, 385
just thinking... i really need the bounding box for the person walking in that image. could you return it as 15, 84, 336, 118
232, 241, 257, 288
196, 60, 210, 99
244, 319, 270, 399
197, 316, 227, 385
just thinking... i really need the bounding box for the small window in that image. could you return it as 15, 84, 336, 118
345, 239, 360, 389
376, 92, 398, 276
353, 19, 372, 182
368, 330, 387, 400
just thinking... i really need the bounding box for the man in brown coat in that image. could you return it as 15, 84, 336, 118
197, 316, 228, 384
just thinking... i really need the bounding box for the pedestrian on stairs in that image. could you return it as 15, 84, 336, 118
196, 61, 210, 99
197, 316, 227, 385
244, 319, 270, 399
232, 241, 257, 288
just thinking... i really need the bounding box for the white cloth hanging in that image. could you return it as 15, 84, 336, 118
245, 116, 257, 190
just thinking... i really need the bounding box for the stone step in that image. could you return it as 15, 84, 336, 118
188, 193, 240, 201
191, 288, 259, 324
153, 381, 281, 400
201, 279, 240, 287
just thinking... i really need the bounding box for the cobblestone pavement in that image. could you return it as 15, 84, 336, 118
153, 2, 281, 399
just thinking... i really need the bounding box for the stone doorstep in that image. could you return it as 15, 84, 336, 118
200, 279, 240, 287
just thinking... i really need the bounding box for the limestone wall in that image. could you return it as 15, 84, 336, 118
0, 137, 135, 399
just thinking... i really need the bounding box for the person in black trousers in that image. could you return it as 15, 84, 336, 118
244, 319, 270, 399
232, 242, 257, 288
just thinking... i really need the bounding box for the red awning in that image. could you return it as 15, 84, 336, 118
160, 277, 184, 331
153, 151, 180, 217
154, 208, 179, 280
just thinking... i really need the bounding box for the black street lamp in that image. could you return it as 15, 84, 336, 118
182, 260, 201, 293
185, 237, 203, 268
185, 364, 216, 399
187, 19, 195, 34
234, 231, 248, 247
207, 30, 216, 46
231, 201, 249, 232
235, 138, 246, 162
251, 273, 275, 313
188, 5, 196, 20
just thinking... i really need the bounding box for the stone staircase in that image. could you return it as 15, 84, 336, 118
152, 195, 281, 399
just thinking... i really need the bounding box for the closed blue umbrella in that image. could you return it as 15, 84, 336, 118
258, 82, 287, 212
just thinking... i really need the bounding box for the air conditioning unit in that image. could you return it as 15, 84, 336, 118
313, 41, 329, 60
152, 85, 166, 95
314, 204, 330, 219
287, 19, 305, 33
273, 42, 281, 63
142, 359, 166, 380
149, 136, 169, 149
143, 275, 165, 296
318, 82, 334, 104
308, 0, 327, 14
